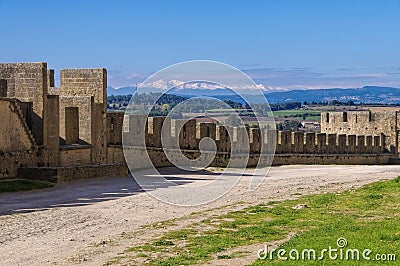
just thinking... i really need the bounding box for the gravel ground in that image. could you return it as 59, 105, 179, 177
0, 165, 399, 265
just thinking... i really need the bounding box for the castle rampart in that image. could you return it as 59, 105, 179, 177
119, 115, 391, 168
0, 62, 396, 182
0, 63, 49, 144
121, 116, 387, 155
321, 111, 399, 157
0, 63, 119, 181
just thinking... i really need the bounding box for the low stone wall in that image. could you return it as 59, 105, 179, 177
118, 146, 393, 170
10, 146, 392, 183
272, 154, 391, 165
57, 164, 128, 182
107, 146, 126, 164
0, 149, 39, 178
17, 167, 58, 182
18, 163, 128, 183
59, 146, 91, 166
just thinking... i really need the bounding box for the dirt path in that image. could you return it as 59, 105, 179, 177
0, 165, 399, 265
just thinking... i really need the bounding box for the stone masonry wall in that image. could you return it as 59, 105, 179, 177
43, 95, 60, 166
0, 63, 48, 144
0, 79, 6, 97
18, 164, 128, 183
121, 116, 387, 155
91, 102, 107, 164
0, 150, 39, 178
107, 112, 124, 145
0, 99, 35, 152
114, 115, 392, 169
48, 68, 108, 164
58, 96, 93, 144
0, 61, 395, 180
111, 146, 391, 170
321, 111, 399, 157
59, 147, 91, 166
60, 69, 107, 105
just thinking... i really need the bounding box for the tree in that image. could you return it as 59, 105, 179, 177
162, 103, 170, 110
277, 120, 303, 131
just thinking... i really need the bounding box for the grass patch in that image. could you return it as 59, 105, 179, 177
117, 177, 400, 265
0, 179, 53, 193
273, 110, 321, 116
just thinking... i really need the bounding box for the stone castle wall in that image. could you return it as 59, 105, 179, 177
48, 68, 108, 165
0, 94, 42, 178
117, 115, 391, 168
18, 164, 128, 183
122, 116, 387, 155
321, 111, 399, 157
0, 79, 7, 97
107, 112, 124, 145
0, 62, 397, 181
0, 150, 38, 178
0, 99, 35, 152
0, 63, 111, 179
0, 63, 48, 144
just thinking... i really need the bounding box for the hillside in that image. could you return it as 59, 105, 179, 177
107, 86, 400, 105
264, 86, 400, 104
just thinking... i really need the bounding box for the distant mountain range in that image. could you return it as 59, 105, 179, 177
264, 86, 400, 104
107, 86, 137, 96
107, 86, 400, 104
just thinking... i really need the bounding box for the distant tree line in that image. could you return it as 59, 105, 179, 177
107, 93, 254, 116
107, 95, 132, 110
276, 120, 303, 131
108, 94, 304, 107
270, 102, 302, 110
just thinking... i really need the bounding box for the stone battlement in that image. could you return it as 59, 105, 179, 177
321, 110, 399, 157
121, 115, 387, 155
0, 62, 396, 181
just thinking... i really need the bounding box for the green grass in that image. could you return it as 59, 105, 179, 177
304, 115, 321, 121
273, 110, 321, 122
0, 179, 54, 193
114, 176, 400, 265
273, 110, 321, 117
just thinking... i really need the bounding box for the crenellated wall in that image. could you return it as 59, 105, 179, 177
120, 116, 387, 155
321, 111, 399, 157
0, 63, 114, 179
0, 61, 396, 181
117, 115, 391, 167
48, 68, 108, 165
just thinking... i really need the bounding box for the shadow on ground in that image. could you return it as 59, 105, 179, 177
0, 167, 243, 215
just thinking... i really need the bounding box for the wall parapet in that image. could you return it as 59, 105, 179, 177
321, 110, 399, 158
121, 116, 389, 155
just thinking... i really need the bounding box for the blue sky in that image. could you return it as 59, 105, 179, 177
1, 0, 400, 89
